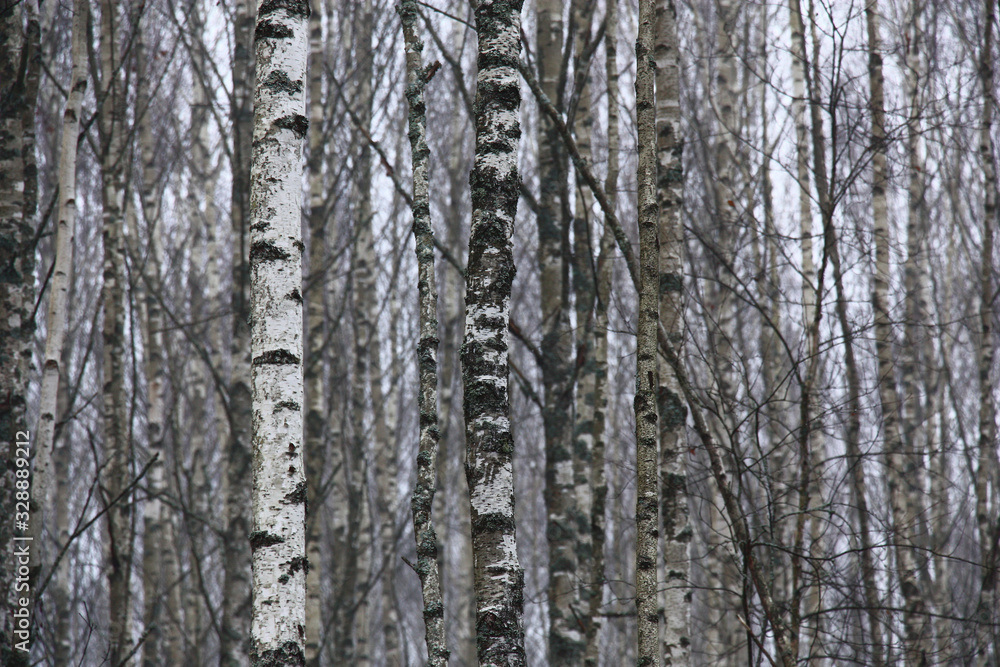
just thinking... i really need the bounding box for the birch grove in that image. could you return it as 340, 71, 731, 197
6, 0, 1000, 665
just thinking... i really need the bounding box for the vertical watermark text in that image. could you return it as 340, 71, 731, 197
12, 429, 32, 653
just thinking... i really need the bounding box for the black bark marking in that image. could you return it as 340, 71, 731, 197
274, 400, 300, 412
275, 114, 309, 138
260, 70, 303, 95
250, 240, 290, 264
253, 640, 306, 667
258, 0, 310, 18
283, 481, 307, 505
249, 531, 285, 550
255, 20, 293, 40
253, 349, 301, 365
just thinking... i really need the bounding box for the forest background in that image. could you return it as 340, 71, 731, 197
1, 0, 999, 665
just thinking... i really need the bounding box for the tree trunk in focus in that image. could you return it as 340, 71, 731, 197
464, 1, 526, 663
248, 1, 309, 663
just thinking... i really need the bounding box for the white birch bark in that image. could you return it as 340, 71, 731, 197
248, 1, 309, 663
654, 1, 690, 664
570, 1, 598, 651
131, 21, 177, 666
464, 2, 526, 664
30, 0, 86, 598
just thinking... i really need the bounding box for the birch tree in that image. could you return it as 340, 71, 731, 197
634, 0, 660, 664
222, 2, 255, 662
975, 0, 1000, 661
398, 4, 449, 664
464, 1, 526, 664
583, 2, 620, 662
304, 2, 326, 664
96, 1, 135, 660
248, 0, 308, 664
30, 0, 85, 617
866, 4, 932, 663
653, 1, 690, 663
535, 1, 582, 660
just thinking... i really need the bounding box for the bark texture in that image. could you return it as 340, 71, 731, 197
30, 0, 85, 608
248, 1, 309, 664
398, 4, 449, 664
653, 1, 690, 664
534, 1, 582, 660
134, 18, 175, 666
634, 1, 661, 664
583, 3, 619, 663
97, 1, 134, 661
464, 1, 526, 664
303, 2, 327, 665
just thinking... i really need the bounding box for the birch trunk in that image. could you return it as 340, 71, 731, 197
303, 1, 326, 664
347, 7, 378, 663
583, 4, 619, 662
222, 1, 255, 663
635, 1, 661, 664
131, 21, 176, 665
398, 5, 449, 663
53, 391, 72, 665
535, 1, 582, 659
865, 6, 932, 664
975, 1, 1000, 660
570, 0, 598, 650
785, 3, 817, 627
182, 1, 219, 659
654, 2, 690, 664
97, 0, 134, 660
900, 4, 938, 654
464, 2, 526, 663
248, 1, 309, 663
30, 0, 85, 606
705, 3, 743, 656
